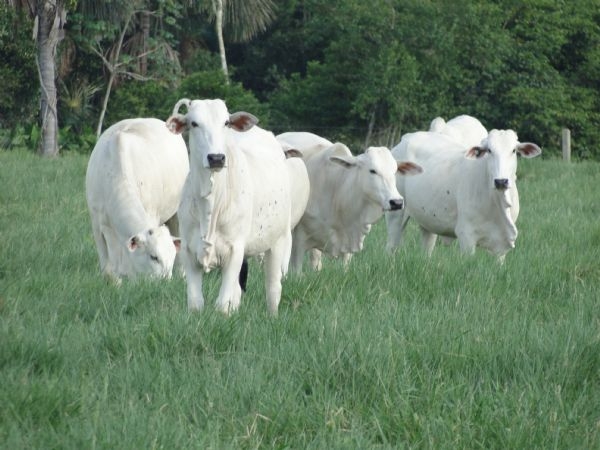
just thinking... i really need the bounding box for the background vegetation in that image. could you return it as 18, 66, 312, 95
1, 147, 599, 447
1, 0, 599, 158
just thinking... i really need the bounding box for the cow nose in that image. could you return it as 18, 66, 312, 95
389, 198, 404, 210
494, 178, 509, 190
207, 153, 226, 169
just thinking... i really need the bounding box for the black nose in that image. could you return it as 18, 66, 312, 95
207, 153, 226, 168
389, 199, 404, 210
494, 178, 509, 190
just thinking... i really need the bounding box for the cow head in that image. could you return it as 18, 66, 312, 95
466, 129, 541, 192
166, 98, 258, 170
330, 145, 421, 211
127, 225, 180, 278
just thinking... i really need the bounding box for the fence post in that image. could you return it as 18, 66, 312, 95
562, 128, 571, 162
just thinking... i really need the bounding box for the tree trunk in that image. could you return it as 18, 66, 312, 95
36, 1, 65, 157
140, 11, 150, 75
95, 14, 132, 137
213, 0, 229, 82
364, 107, 377, 148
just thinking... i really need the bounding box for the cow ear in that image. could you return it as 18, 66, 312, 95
330, 155, 356, 168
397, 161, 423, 175
284, 148, 303, 159
128, 234, 144, 252
328, 143, 355, 168
226, 112, 259, 132
465, 146, 488, 159
173, 238, 181, 253
516, 142, 542, 158
166, 115, 187, 134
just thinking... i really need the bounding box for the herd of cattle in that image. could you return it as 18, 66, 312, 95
85, 99, 542, 314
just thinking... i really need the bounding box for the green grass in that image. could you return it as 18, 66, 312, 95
1, 150, 599, 449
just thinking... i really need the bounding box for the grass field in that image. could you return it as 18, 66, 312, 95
1, 149, 599, 449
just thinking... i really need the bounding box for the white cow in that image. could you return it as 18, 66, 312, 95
276, 132, 422, 272
166, 99, 309, 315
429, 114, 488, 148
86, 118, 189, 282
385, 128, 541, 261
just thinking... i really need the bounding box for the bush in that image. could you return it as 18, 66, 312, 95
0, 6, 37, 129
104, 80, 179, 128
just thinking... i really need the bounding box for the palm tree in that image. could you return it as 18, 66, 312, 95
5, 0, 67, 156
194, 0, 277, 82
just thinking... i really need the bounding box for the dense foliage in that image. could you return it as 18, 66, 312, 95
1, 0, 599, 158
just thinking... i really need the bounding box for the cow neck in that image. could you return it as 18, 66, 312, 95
112, 152, 157, 238
329, 170, 377, 254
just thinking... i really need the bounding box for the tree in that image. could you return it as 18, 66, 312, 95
70, 0, 182, 135
5, 0, 70, 156
0, 4, 37, 129
188, 0, 276, 81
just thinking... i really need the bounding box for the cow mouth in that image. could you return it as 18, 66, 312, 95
208, 162, 225, 170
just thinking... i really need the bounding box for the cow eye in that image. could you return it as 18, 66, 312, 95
191, 121, 198, 128
369, 169, 377, 174
150, 255, 159, 263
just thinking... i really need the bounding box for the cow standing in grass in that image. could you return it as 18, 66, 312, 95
167, 99, 308, 315
85, 118, 189, 283
277, 131, 422, 272
386, 127, 541, 262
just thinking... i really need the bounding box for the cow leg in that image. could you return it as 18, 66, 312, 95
290, 227, 307, 274
263, 234, 291, 316
309, 249, 323, 271
456, 223, 477, 256
91, 221, 109, 271
165, 215, 184, 277
420, 226, 438, 256
342, 253, 353, 270
181, 248, 205, 311
102, 229, 124, 285
215, 247, 244, 314
91, 223, 119, 284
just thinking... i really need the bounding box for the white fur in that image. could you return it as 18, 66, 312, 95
85, 118, 189, 282
277, 132, 421, 272
386, 127, 541, 261
168, 99, 306, 315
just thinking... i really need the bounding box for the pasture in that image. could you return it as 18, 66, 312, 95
1, 149, 599, 449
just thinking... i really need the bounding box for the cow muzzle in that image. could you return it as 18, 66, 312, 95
494, 178, 509, 190
389, 198, 404, 211
207, 153, 226, 169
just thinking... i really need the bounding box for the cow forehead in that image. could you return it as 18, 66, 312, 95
486, 129, 519, 153
188, 99, 229, 127
364, 147, 396, 172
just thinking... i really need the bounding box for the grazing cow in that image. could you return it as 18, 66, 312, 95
85, 118, 189, 282
166, 98, 308, 314
429, 114, 488, 148
276, 132, 422, 272
385, 128, 541, 261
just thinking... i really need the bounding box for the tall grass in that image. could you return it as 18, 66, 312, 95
1, 150, 599, 449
